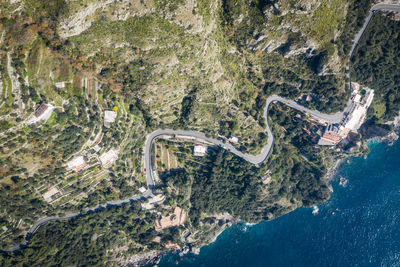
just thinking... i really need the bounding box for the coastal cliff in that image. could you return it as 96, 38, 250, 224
2, 0, 400, 266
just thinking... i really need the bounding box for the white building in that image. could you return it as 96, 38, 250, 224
318, 86, 374, 146
229, 136, 239, 143
55, 82, 65, 89
344, 105, 367, 131
67, 156, 87, 172
42, 187, 60, 202
104, 110, 117, 128
344, 89, 374, 132
99, 149, 118, 168
139, 187, 147, 193
194, 145, 207, 156
93, 144, 101, 152
353, 94, 361, 103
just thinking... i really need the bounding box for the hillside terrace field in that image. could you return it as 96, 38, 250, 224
3, 0, 400, 265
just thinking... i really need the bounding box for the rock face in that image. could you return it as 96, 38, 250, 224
0, 0, 381, 265
360, 123, 391, 139
57, 0, 154, 38
126, 250, 163, 266
58, 0, 115, 38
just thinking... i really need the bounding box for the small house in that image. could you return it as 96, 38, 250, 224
194, 145, 207, 156
104, 110, 117, 128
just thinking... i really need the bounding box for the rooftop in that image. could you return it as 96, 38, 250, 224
28, 103, 55, 125
34, 103, 49, 118
318, 125, 343, 146
42, 187, 60, 202
229, 136, 239, 143
344, 105, 366, 131
55, 81, 65, 89
194, 144, 207, 156
104, 110, 117, 127
99, 149, 118, 168
67, 156, 87, 172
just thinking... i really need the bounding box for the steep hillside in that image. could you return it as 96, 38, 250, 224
0, 0, 382, 264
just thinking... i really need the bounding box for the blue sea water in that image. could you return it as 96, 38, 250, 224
159, 138, 400, 266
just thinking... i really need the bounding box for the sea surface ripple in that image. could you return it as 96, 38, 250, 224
159, 138, 400, 266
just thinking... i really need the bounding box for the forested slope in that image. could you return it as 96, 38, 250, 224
351, 11, 400, 121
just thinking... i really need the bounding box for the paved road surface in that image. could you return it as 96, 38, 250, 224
2, 191, 153, 252
5, 93, 347, 252
349, 3, 400, 58
144, 95, 352, 189
0, 94, 379, 252
4, 2, 400, 253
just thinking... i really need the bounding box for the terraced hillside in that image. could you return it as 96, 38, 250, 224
1, 0, 393, 265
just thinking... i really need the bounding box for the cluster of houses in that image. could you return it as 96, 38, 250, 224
40, 108, 119, 202
35, 81, 374, 200
66, 109, 119, 172
318, 82, 374, 146
27, 100, 119, 173
193, 135, 238, 157
67, 147, 119, 172
67, 147, 118, 173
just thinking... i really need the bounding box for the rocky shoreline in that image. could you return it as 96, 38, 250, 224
326, 119, 400, 184
325, 158, 345, 182
126, 250, 165, 266
125, 215, 235, 266
127, 120, 400, 266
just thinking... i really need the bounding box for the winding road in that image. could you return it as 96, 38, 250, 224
144, 95, 351, 188
3, 2, 400, 254
349, 3, 400, 58
3, 191, 153, 252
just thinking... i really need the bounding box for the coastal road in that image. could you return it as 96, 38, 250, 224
5, 214, 79, 252
4, 2, 400, 254
144, 95, 352, 188
4, 93, 348, 252
2, 191, 153, 252
349, 3, 400, 58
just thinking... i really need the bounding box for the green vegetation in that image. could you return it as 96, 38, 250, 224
116, 59, 154, 94
0, 202, 182, 266
67, 15, 185, 56
259, 53, 348, 113
23, 0, 68, 28
161, 103, 332, 231
337, 0, 373, 58
1, 0, 398, 264
266, 104, 332, 206
308, 0, 346, 44
351, 12, 400, 121
220, 0, 266, 49
45, 112, 57, 126
188, 148, 262, 225
154, 0, 185, 12
0, 120, 12, 130
26, 38, 44, 79
179, 86, 198, 126
0, 54, 13, 114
